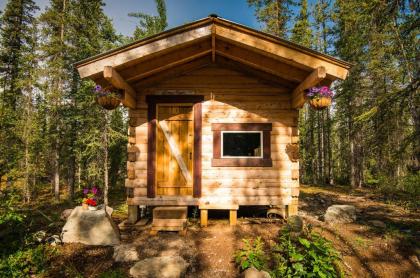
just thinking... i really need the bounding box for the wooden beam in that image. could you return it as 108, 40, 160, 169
215, 24, 349, 80
216, 56, 296, 88
216, 40, 308, 83
211, 24, 216, 62
121, 41, 211, 83
126, 50, 211, 82
103, 66, 136, 109
133, 57, 211, 89
78, 25, 212, 78
291, 66, 326, 109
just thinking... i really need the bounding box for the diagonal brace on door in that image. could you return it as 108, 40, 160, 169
158, 120, 192, 184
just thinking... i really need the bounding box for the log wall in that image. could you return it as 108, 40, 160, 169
126, 65, 300, 210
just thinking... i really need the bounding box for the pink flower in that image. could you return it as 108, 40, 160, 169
91, 187, 98, 195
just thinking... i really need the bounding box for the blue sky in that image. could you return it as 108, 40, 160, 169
0, 0, 262, 36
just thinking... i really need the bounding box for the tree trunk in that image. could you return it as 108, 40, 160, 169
53, 141, 60, 200
103, 111, 109, 210
67, 156, 75, 200
326, 108, 332, 184
317, 111, 323, 184
24, 138, 31, 203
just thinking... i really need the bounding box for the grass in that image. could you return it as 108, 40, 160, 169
353, 237, 371, 248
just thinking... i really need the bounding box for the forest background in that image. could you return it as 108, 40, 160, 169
0, 0, 418, 205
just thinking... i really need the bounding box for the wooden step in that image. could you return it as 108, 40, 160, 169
153, 206, 188, 219
151, 206, 188, 235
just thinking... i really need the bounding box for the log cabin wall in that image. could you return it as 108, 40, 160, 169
125, 64, 300, 212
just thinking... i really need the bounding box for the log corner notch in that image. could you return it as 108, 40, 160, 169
291, 66, 327, 109
103, 66, 137, 109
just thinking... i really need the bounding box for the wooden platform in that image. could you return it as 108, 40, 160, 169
151, 206, 188, 235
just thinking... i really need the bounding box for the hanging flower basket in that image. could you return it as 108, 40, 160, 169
305, 86, 334, 110
94, 85, 122, 110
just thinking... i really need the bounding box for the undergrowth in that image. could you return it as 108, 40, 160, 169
235, 225, 343, 278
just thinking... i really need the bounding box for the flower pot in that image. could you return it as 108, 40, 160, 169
97, 95, 121, 110
82, 203, 88, 210
308, 96, 332, 110
88, 206, 98, 211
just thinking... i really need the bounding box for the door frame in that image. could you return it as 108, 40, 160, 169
146, 95, 203, 198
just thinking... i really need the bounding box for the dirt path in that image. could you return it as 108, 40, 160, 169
128, 220, 282, 278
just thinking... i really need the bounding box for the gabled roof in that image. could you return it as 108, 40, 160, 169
75, 15, 352, 109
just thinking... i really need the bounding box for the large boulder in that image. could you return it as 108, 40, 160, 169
113, 244, 139, 262
61, 206, 120, 246
324, 205, 357, 224
129, 256, 188, 278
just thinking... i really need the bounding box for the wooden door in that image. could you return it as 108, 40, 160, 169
156, 104, 194, 196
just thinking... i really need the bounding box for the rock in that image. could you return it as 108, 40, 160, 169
368, 220, 386, 229
113, 244, 139, 262
61, 206, 120, 246
46, 235, 62, 246
324, 205, 357, 224
287, 215, 304, 232
129, 256, 188, 278
242, 267, 271, 278
61, 209, 73, 220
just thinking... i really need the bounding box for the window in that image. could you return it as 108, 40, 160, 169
212, 123, 272, 167
222, 131, 263, 158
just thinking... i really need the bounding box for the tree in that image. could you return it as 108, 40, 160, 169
291, 0, 312, 47
0, 0, 39, 193
129, 0, 167, 40
248, 0, 295, 38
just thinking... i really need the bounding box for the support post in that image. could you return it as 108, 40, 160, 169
200, 209, 208, 227
229, 210, 237, 226
287, 198, 299, 217
127, 205, 139, 224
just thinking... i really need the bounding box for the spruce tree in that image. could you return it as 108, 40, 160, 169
248, 0, 296, 38
291, 0, 312, 47
0, 0, 39, 187
129, 0, 167, 40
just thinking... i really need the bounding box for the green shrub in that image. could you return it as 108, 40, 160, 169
234, 227, 343, 278
0, 189, 25, 226
235, 237, 268, 271
0, 189, 27, 255
401, 172, 420, 196
271, 227, 342, 278
0, 244, 57, 278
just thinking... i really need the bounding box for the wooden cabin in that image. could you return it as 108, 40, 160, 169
75, 16, 351, 227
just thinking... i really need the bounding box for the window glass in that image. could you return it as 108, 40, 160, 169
222, 132, 262, 157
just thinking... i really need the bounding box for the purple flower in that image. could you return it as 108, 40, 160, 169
306, 86, 334, 98
93, 85, 102, 93
83, 188, 89, 195
91, 187, 98, 195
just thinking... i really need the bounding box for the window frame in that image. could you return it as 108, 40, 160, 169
211, 123, 272, 167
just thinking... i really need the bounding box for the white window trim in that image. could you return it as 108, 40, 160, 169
221, 131, 264, 158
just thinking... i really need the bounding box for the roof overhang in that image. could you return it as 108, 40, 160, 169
75, 16, 352, 109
